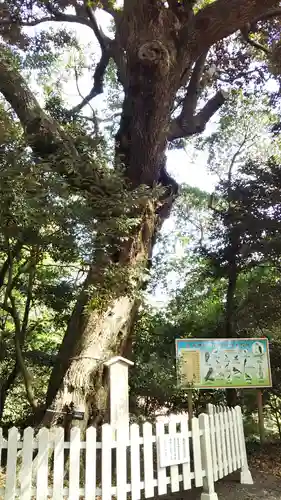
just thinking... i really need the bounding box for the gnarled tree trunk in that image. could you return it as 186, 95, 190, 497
44, 3, 184, 430
45, 200, 159, 430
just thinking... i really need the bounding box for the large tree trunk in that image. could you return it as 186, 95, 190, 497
44, 3, 183, 431
45, 200, 160, 430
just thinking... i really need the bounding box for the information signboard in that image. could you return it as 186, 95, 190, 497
158, 433, 189, 468
176, 338, 272, 389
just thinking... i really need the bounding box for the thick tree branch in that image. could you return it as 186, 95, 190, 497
196, 89, 230, 127
43, 1, 93, 28
74, 67, 99, 133
3, 15, 91, 27
99, 0, 120, 18
241, 28, 270, 54
0, 3, 93, 29
70, 36, 127, 116
0, 250, 37, 416
70, 51, 110, 115
185, 0, 279, 59
254, 7, 281, 22
0, 16, 53, 27
110, 40, 127, 88
3, 239, 14, 310
0, 297, 37, 410
21, 250, 37, 340
0, 241, 23, 288
1, 2, 126, 116
9, 294, 37, 411
245, 37, 270, 54
0, 53, 78, 158
181, 51, 208, 123
84, 3, 109, 50
0, 52, 105, 194
67, 2, 126, 115
168, 89, 229, 141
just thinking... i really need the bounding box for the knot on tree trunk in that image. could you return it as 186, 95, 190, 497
138, 40, 170, 75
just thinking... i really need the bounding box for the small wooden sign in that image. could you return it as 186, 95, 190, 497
158, 433, 190, 468
72, 410, 84, 421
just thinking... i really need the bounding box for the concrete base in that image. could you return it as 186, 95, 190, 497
200, 493, 219, 500
240, 468, 254, 485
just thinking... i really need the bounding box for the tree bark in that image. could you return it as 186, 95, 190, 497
44, 200, 158, 430
43, 3, 184, 431
0, 363, 19, 421
225, 267, 238, 338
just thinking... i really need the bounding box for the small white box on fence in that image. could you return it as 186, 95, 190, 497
158, 433, 189, 467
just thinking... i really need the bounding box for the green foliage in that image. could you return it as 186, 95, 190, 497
131, 98, 281, 430
0, 61, 153, 424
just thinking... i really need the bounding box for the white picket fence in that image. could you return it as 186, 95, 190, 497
0, 405, 252, 499
207, 404, 253, 486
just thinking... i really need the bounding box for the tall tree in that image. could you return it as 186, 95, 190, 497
1, 0, 281, 429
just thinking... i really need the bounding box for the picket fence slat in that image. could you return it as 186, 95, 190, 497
219, 408, 227, 475
69, 427, 81, 500
214, 411, 223, 479
192, 417, 203, 488
199, 413, 216, 497
130, 424, 141, 500
235, 406, 244, 467
236, 405, 251, 475
102, 424, 112, 500
179, 415, 192, 490
224, 408, 232, 474
20, 427, 34, 500
5, 427, 18, 500
85, 427, 96, 500
208, 412, 218, 481
36, 427, 49, 500
53, 427, 64, 500
143, 422, 154, 498
155, 420, 167, 496
117, 424, 127, 500
168, 417, 180, 492
232, 408, 241, 469
228, 409, 237, 471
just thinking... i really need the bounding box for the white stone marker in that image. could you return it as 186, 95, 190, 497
104, 356, 134, 439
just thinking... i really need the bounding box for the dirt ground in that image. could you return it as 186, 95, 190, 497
157, 468, 281, 500
158, 443, 281, 500
187, 469, 281, 499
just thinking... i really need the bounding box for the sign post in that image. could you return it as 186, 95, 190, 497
187, 390, 193, 429
257, 389, 265, 444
